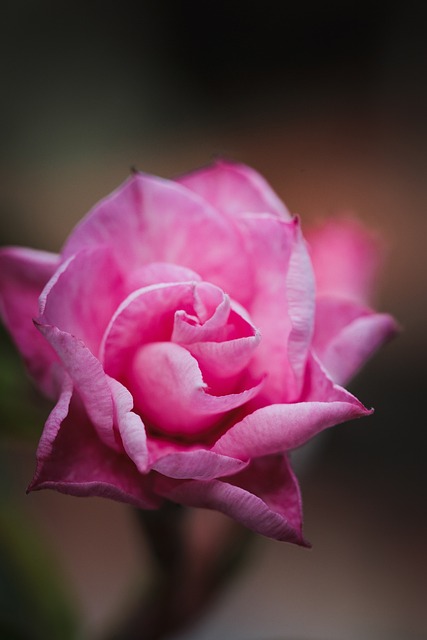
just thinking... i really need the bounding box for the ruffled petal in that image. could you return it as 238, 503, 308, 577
39, 247, 124, 356
156, 454, 307, 544
130, 342, 263, 437
306, 217, 382, 305
0, 247, 59, 395
313, 296, 399, 385
177, 159, 292, 220
237, 215, 315, 403
101, 282, 201, 380
28, 386, 159, 509
173, 296, 261, 390
61, 172, 253, 306
214, 356, 370, 460
107, 376, 149, 473
148, 437, 248, 480
171, 285, 231, 343
35, 322, 119, 451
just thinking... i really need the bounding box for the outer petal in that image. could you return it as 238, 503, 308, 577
306, 217, 382, 305
28, 384, 159, 509
156, 454, 307, 544
313, 296, 399, 385
213, 356, 371, 460
35, 323, 118, 451
0, 247, 59, 395
177, 159, 292, 220
237, 215, 315, 403
107, 376, 149, 474
147, 437, 248, 480
40, 247, 124, 357
61, 173, 253, 306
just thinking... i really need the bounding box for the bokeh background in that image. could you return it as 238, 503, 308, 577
1, 2, 426, 639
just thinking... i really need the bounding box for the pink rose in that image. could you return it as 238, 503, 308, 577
0, 161, 397, 543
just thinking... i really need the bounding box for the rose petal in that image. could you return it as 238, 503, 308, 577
125, 262, 201, 294
171, 285, 231, 343
306, 217, 382, 304
35, 322, 119, 451
148, 437, 248, 479
184, 335, 261, 391
313, 296, 398, 384
61, 172, 253, 305
156, 454, 307, 544
40, 247, 124, 356
130, 341, 263, 437
177, 159, 292, 220
101, 282, 201, 380
28, 387, 159, 509
238, 215, 314, 403
214, 356, 370, 460
107, 376, 148, 473
173, 295, 261, 389
0, 247, 59, 395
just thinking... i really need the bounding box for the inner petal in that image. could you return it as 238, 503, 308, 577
130, 342, 263, 437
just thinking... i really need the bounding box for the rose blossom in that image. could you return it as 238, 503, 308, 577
0, 161, 396, 543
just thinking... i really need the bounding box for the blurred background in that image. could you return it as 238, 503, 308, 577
1, 1, 426, 639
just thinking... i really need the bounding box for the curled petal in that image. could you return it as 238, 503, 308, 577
108, 376, 148, 473
101, 282, 201, 379
214, 356, 370, 460
185, 334, 261, 389
29, 389, 159, 510
0, 247, 59, 395
156, 454, 307, 544
35, 323, 119, 451
171, 286, 231, 343
177, 159, 292, 220
130, 342, 263, 437
313, 296, 399, 385
148, 437, 248, 479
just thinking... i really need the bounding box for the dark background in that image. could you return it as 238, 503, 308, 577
1, 2, 426, 639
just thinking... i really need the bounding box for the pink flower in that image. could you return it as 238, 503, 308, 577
0, 161, 397, 543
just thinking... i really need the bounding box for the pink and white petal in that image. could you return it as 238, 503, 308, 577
130, 342, 263, 437
61, 173, 253, 306
306, 217, 382, 305
40, 247, 124, 357
156, 454, 307, 544
0, 247, 59, 395
35, 323, 119, 451
316, 311, 398, 386
238, 215, 314, 403
101, 282, 198, 379
177, 159, 292, 220
107, 376, 148, 473
148, 437, 248, 480
29, 393, 159, 510
214, 358, 370, 460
